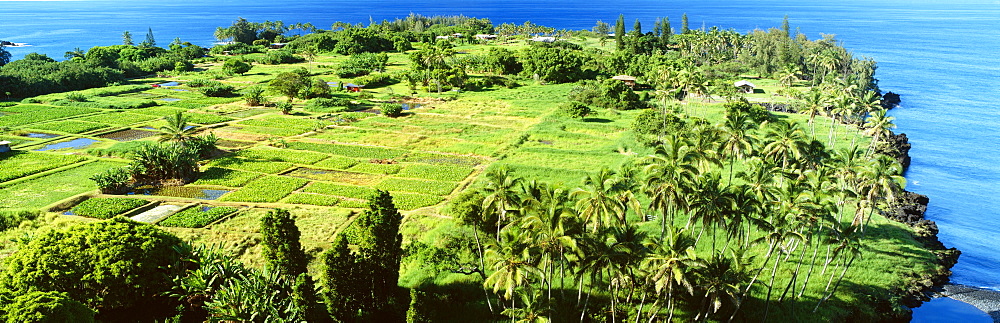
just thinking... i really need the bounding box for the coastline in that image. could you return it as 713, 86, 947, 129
877, 105, 963, 320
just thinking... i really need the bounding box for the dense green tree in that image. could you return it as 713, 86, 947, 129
406, 288, 433, 323
269, 71, 310, 102
4, 291, 95, 323
0, 43, 9, 66
0, 217, 184, 319
223, 58, 252, 75
322, 235, 363, 321
633, 19, 642, 34
261, 209, 309, 277
615, 14, 626, 50
519, 46, 591, 83
484, 47, 522, 75
121, 31, 134, 46
85, 46, 120, 67
681, 13, 690, 34
140, 27, 156, 48
292, 274, 329, 323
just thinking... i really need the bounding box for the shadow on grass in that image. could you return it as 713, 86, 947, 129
583, 117, 613, 123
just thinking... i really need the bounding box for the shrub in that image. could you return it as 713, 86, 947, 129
355, 73, 396, 88
223, 59, 252, 75
210, 43, 264, 55
241, 85, 267, 106
559, 101, 591, 118
256, 51, 303, 65
201, 84, 236, 97
0, 209, 40, 232
275, 101, 294, 114
89, 167, 133, 194
174, 61, 194, 72
70, 198, 147, 219
305, 97, 354, 112
186, 79, 215, 87
66, 93, 88, 102
4, 291, 95, 322
380, 103, 403, 117
303, 78, 332, 99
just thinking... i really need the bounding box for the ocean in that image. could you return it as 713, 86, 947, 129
3, 0, 999, 320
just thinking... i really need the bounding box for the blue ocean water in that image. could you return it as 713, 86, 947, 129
3, 0, 998, 320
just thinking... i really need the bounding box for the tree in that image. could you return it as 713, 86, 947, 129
406, 288, 433, 323
0, 42, 10, 66
140, 27, 156, 48
4, 291, 95, 323
121, 31, 134, 46
241, 84, 267, 106
592, 20, 611, 38
481, 167, 523, 241
352, 190, 405, 317
661, 17, 673, 44
269, 71, 309, 103
0, 217, 184, 318
633, 19, 642, 34
292, 273, 329, 323
261, 209, 309, 277
223, 58, 252, 75
615, 14, 626, 51
681, 13, 690, 34
159, 112, 196, 143
572, 168, 627, 230
214, 17, 259, 44
322, 235, 362, 321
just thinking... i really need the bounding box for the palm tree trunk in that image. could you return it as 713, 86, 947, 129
799, 227, 823, 297
635, 288, 648, 323
761, 250, 783, 322
780, 243, 808, 301
814, 253, 856, 312
472, 228, 495, 313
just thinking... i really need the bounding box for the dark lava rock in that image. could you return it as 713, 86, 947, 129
882, 91, 901, 109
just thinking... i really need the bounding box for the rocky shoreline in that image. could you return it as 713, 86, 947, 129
876, 126, 962, 321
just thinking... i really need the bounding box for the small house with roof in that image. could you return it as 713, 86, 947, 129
734, 80, 756, 94
475, 34, 498, 40
344, 83, 365, 92
611, 75, 637, 88
0, 141, 11, 154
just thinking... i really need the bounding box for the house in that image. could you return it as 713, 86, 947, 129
611, 75, 637, 88
475, 34, 498, 40
530, 36, 556, 43
734, 80, 756, 93
435, 35, 452, 40
0, 141, 11, 154
270, 43, 287, 49
343, 83, 365, 92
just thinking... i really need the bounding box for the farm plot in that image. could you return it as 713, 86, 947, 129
395, 163, 474, 182
236, 146, 330, 164
192, 167, 262, 187
281, 193, 340, 206
0, 152, 86, 182
237, 116, 321, 133
69, 197, 148, 219
284, 168, 382, 186
27, 120, 110, 134
285, 141, 406, 159
0, 161, 126, 209
374, 178, 458, 196
131, 106, 189, 117
218, 176, 308, 203
185, 113, 234, 125
301, 182, 377, 200
78, 112, 158, 126
207, 157, 296, 174
0, 104, 100, 127
159, 206, 239, 228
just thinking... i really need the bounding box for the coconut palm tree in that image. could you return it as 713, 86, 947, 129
642, 227, 697, 322
641, 135, 699, 238
760, 121, 809, 185
721, 110, 757, 185
519, 184, 579, 308
693, 252, 747, 321
572, 168, 626, 231
482, 167, 523, 241
485, 229, 542, 322
159, 112, 197, 143
800, 87, 828, 138
686, 172, 734, 251
862, 109, 896, 157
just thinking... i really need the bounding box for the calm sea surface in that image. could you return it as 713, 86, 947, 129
2, 0, 998, 320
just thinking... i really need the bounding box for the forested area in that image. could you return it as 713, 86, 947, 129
0, 13, 946, 322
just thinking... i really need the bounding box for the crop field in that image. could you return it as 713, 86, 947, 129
159, 206, 239, 228
0, 152, 86, 183
70, 197, 148, 219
